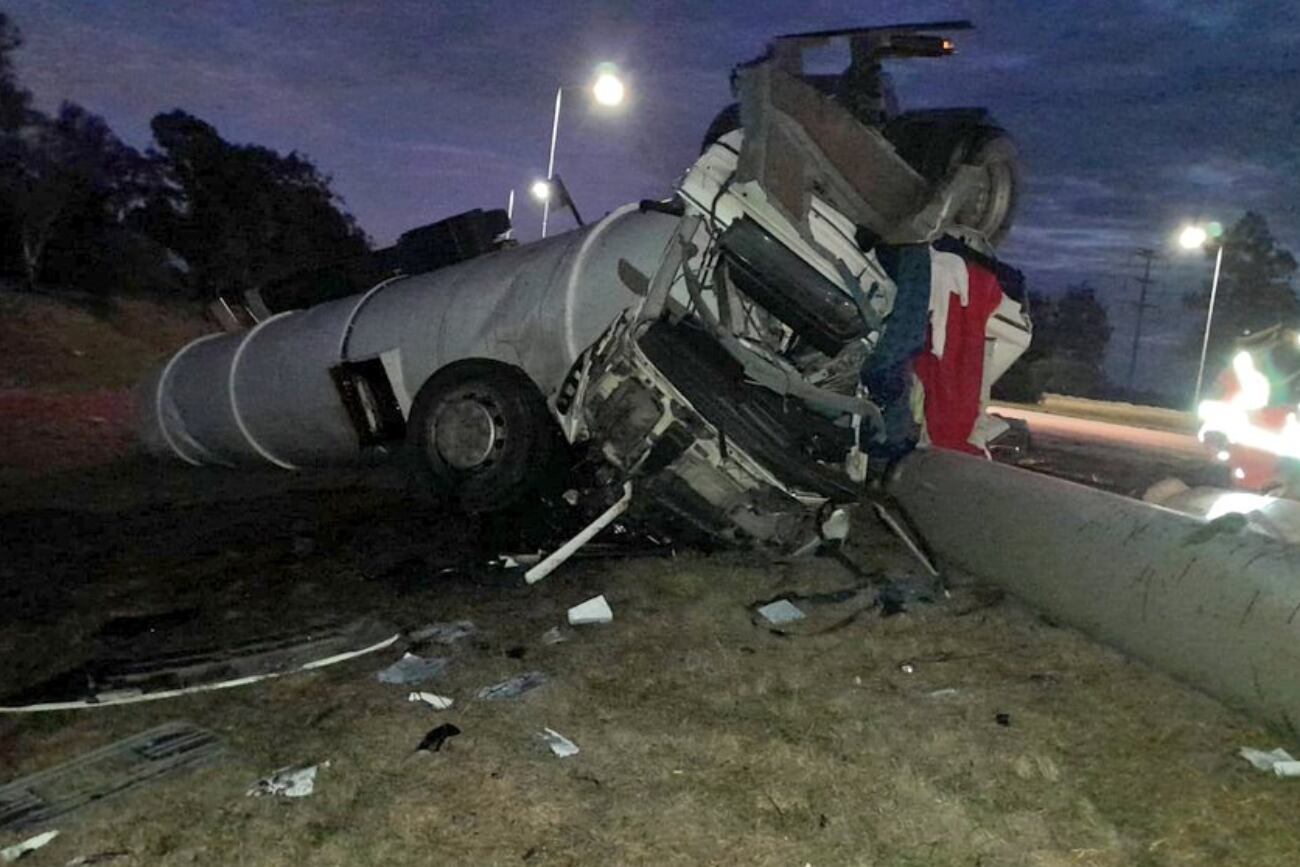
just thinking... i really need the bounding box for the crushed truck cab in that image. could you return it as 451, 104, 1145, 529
139, 21, 1031, 554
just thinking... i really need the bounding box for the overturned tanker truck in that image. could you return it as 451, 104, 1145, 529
142, 21, 1031, 555
141, 22, 1300, 732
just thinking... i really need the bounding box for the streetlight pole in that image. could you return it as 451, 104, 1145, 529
541, 87, 563, 239
1193, 242, 1226, 405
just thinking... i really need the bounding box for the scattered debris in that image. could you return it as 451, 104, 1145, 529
526, 482, 634, 584
416, 723, 462, 753
995, 712, 1012, 727
539, 728, 580, 758
1, 618, 399, 712
246, 763, 325, 798
477, 672, 547, 701
1, 830, 58, 863
495, 553, 543, 569
1240, 747, 1300, 778
0, 722, 224, 831
567, 595, 613, 626
407, 621, 476, 645
63, 851, 128, 866
407, 691, 454, 710
899, 663, 915, 674
926, 688, 960, 699
541, 626, 568, 645
376, 652, 450, 685
756, 599, 805, 626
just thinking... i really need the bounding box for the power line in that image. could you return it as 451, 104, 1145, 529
1122, 247, 1162, 390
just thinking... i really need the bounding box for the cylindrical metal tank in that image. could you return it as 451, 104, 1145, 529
888, 448, 1300, 733
140, 205, 681, 468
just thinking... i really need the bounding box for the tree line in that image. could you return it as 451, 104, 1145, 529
0, 13, 367, 301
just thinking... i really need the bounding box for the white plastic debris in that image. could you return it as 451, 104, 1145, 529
477, 672, 547, 701
526, 482, 633, 584
756, 599, 805, 625
541, 626, 568, 645
539, 727, 580, 758
2, 830, 59, 863
407, 691, 454, 710
407, 621, 476, 645
376, 652, 450, 685
1239, 746, 1300, 778
567, 595, 613, 626
63, 853, 129, 867
926, 688, 960, 699
246, 762, 326, 798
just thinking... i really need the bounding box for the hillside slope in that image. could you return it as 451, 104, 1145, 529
0, 290, 211, 478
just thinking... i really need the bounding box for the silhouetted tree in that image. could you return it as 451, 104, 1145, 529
0, 102, 150, 289
0, 12, 30, 132
1183, 212, 1298, 370
138, 110, 368, 299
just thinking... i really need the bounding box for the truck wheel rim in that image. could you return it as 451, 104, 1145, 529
432, 395, 502, 470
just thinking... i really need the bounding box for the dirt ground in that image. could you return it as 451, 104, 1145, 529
2, 459, 1298, 867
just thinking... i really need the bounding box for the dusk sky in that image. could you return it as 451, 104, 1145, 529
11, 1, 1300, 392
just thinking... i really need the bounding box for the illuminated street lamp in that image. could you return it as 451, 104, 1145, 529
1179, 221, 1227, 405
541, 65, 626, 238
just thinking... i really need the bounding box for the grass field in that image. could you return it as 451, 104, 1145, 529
1, 463, 1296, 866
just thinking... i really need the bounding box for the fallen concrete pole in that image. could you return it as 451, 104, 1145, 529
887, 448, 1300, 734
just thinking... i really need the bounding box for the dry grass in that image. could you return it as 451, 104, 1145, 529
0, 290, 208, 392
1, 475, 1297, 866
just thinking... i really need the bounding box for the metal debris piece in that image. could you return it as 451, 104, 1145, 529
246, 762, 326, 798
376, 653, 450, 686
1, 830, 58, 863
1240, 747, 1300, 778
63, 851, 128, 866
407, 621, 476, 645
477, 672, 547, 701
526, 483, 634, 585
415, 724, 462, 753
1, 618, 399, 713
756, 599, 805, 625
567, 595, 613, 626
407, 691, 454, 711
539, 728, 580, 758
0, 722, 224, 831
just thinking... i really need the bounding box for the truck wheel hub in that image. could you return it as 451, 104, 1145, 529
433, 396, 502, 470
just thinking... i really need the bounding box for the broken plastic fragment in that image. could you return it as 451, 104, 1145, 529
756, 599, 805, 625
407, 691, 454, 710
376, 652, 450, 685
541, 626, 568, 645
407, 621, 476, 645
526, 482, 634, 584
568, 595, 613, 625
1, 830, 58, 863
1240, 746, 1300, 778
539, 728, 580, 758
64, 852, 130, 866
477, 672, 547, 701
246, 763, 324, 798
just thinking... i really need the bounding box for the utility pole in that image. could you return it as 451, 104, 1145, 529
1125, 247, 1162, 390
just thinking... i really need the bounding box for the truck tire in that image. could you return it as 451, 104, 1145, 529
407, 359, 558, 514
884, 112, 1020, 244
